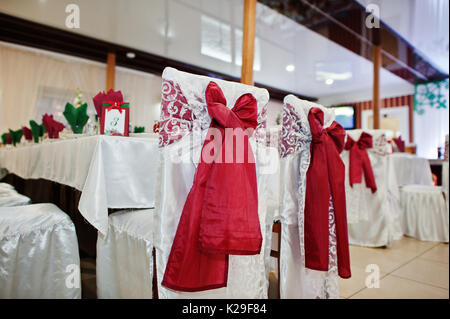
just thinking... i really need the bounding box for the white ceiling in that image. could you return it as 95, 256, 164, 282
1, 0, 444, 102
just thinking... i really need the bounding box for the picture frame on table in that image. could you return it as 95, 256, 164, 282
100, 103, 130, 137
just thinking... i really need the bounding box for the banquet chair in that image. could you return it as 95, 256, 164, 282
153, 67, 277, 298
400, 185, 448, 243
0, 203, 81, 298
277, 95, 346, 299
342, 129, 401, 247
96, 209, 155, 298
0, 185, 31, 207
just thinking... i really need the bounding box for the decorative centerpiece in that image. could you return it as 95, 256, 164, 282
29, 120, 45, 143
63, 89, 89, 134
8, 129, 23, 146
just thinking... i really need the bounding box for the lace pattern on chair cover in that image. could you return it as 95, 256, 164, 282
159, 79, 210, 148
280, 103, 310, 158
303, 194, 339, 299
371, 134, 390, 156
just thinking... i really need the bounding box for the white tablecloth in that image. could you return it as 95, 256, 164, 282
0, 134, 159, 235
387, 153, 433, 190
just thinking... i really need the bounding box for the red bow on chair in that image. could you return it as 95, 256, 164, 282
344, 132, 377, 193
392, 136, 405, 152
162, 81, 262, 292
305, 107, 351, 279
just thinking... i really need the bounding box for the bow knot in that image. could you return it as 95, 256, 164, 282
309, 107, 345, 151
102, 101, 129, 114
344, 132, 377, 193
205, 82, 258, 131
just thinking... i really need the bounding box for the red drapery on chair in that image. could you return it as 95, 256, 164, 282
162, 81, 262, 292
344, 132, 377, 193
304, 107, 351, 279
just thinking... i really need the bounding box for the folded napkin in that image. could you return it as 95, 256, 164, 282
63, 102, 89, 134
393, 136, 405, 152
93, 89, 124, 118
22, 126, 33, 141
29, 120, 45, 143
1, 133, 12, 145
8, 129, 23, 146
42, 114, 65, 139
133, 126, 145, 133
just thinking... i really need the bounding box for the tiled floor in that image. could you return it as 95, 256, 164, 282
340, 237, 449, 299
81, 236, 448, 299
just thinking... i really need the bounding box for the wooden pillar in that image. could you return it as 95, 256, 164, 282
106, 52, 116, 91
241, 0, 257, 85
372, 44, 381, 129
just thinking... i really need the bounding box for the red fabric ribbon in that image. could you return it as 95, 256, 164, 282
344, 132, 377, 193
162, 81, 262, 292
104, 101, 128, 114
304, 107, 351, 279
393, 136, 405, 152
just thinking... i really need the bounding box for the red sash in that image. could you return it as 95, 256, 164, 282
304, 107, 351, 279
161, 81, 262, 292
345, 132, 377, 193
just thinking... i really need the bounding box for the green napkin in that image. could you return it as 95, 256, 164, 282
133, 126, 145, 133
63, 102, 89, 134
30, 120, 45, 143
1, 133, 9, 145
8, 129, 23, 146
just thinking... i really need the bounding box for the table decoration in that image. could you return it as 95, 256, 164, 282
42, 113, 65, 139
100, 101, 130, 136
29, 120, 45, 143
8, 129, 23, 146
133, 126, 145, 133
22, 126, 33, 141
93, 89, 124, 119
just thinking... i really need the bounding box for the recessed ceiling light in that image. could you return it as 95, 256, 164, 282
126, 52, 136, 59
286, 64, 295, 72
325, 78, 334, 85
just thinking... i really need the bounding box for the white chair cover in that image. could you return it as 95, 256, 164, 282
154, 67, 274, 298
1, 182, 29, 207
0, 188, 30, 207
0, 182, 14, 191
0, 203, 81, 298
401, 185, 448, 242
96, 209, 154, 298
278, 95, 339, 299
443, 161, 449, 210
343, 129, 401, 247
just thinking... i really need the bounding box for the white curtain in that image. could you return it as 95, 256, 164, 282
0, 42, 163, 134
115, 67, 162, 130
0, 43, 105, 132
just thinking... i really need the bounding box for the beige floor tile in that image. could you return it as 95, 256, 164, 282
339, 265, 386, 298
349, 244, 417, 274
420, 244, 449, 264
390, 237, 440, 256
350, 275, 449, 299
392, 258, 449, 289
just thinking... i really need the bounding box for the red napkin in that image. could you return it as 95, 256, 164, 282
393, 136, 405, 152
22, 126, 33, 141
42, 114, 65, 139
92, 89, 124, 118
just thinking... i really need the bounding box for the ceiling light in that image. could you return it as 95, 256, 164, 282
325, 78, 334, 85
126, 52, 136, 59
285, 64, 295, 72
